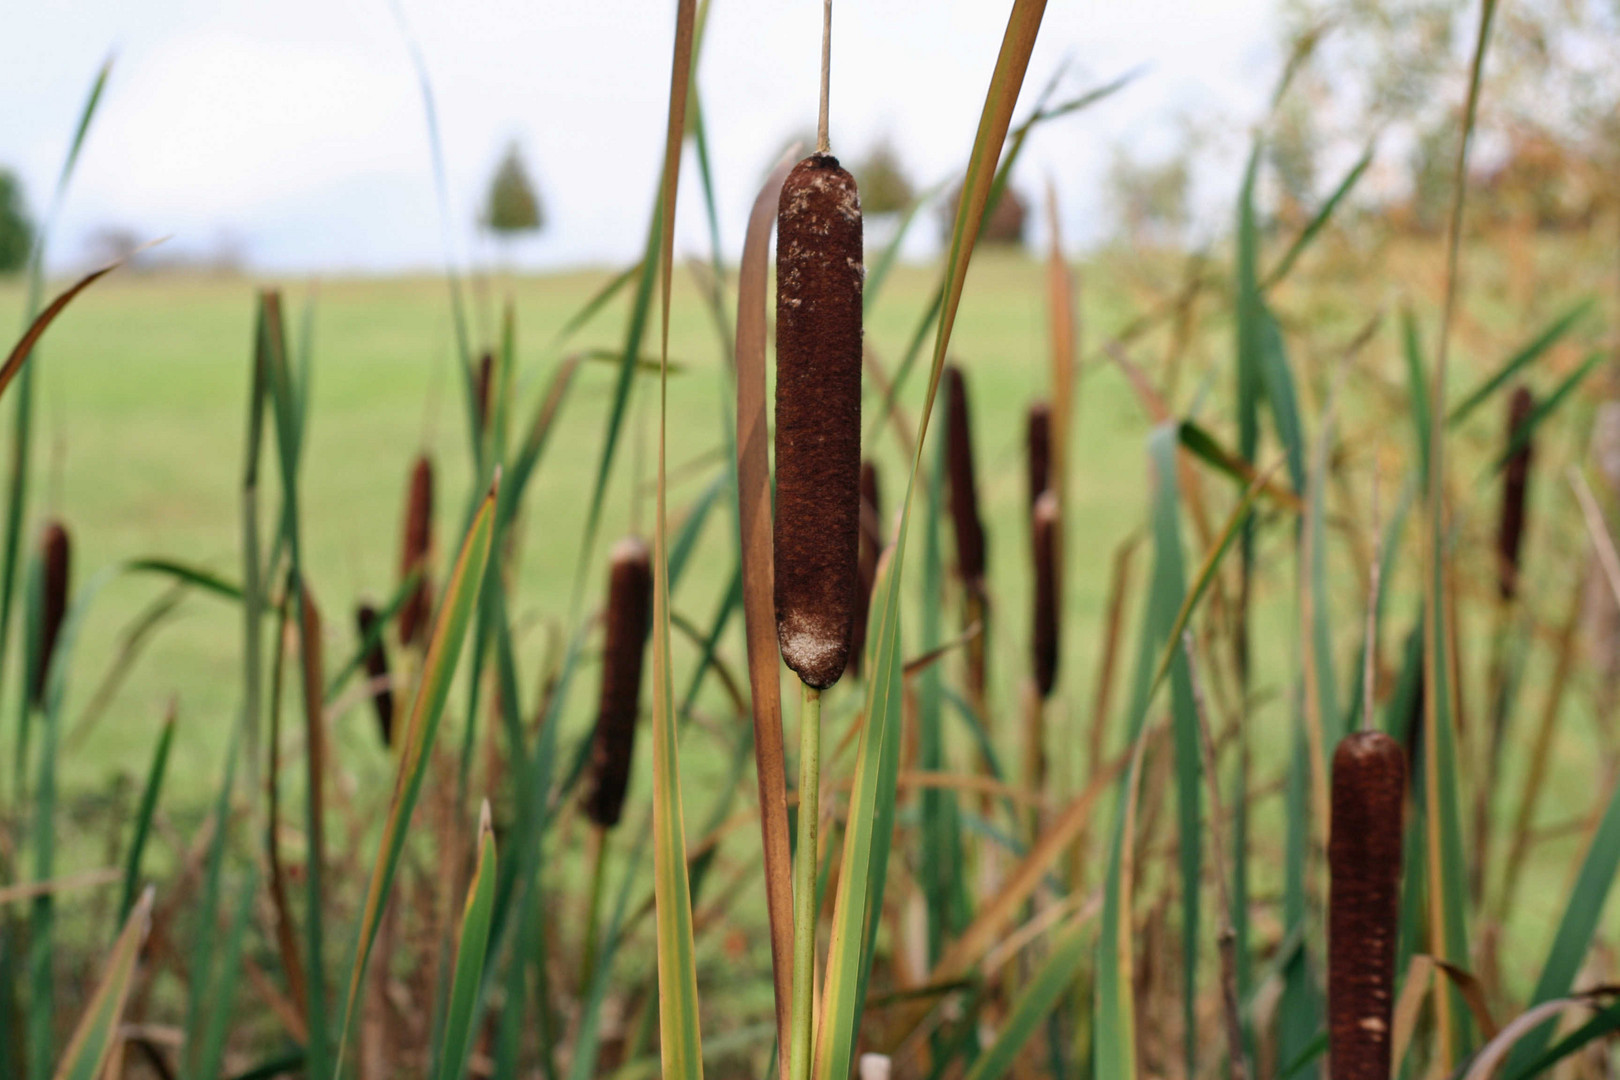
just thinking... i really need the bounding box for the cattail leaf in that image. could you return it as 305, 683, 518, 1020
1485, 349, 1603, 476
1448, 298, 1594, 425
649, 3, 705, 1078
124, 557, 244, 601
388, 1, 473, 440
50, 887, 151, 1080
1401, 310, 1433, 487
918, 432, 968, 970
1118, 425, 1202, 1076
667, 467, 727, 593
0, 255, 128, 408
183, 724, 241, 1080
505, 352, 583, 516
551, 262, 639, 350
964, 920, 1093, 1080
118, 704, 175, 925
814, 8, 1050, 1080
1500, 998, 1620, 1080
1261, 142, 1375, 289
863, 179, 950, 313
1257, 308, 1307, 496
1176, 420, 1302, 511
23, 559, 119, 1080
297, 585, 330, 1074
1496, 776, 1620, 1076
1422, 1, 1499, 1060
815, 543, 905, 1080
436, 804, 497, 1080
1094, 722, 1153, 1080
736, 149, 799, 1063
1234, 140, 1264, 471
335, 483, 497, 1072
191, 864, 261, 1080
0, 57, 111, 754
578, 183, 662, 592
869, 66, 1132, 438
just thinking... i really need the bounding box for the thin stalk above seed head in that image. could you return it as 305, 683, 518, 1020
773, 151, 863, 691
581, 535, 653, 829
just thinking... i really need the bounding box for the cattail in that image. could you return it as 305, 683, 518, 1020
851, 460, 883, 678
1328, 731, 1406, 1080
944, 364, 986, 588
1031, 492, 1061, 698
397, 455, 434, 649
355, 604, 394, 748
774, 153, 863, 690
1497, 385, 1535, 600
474, 350, 495, 434
31, 521, 70, 708
582, 537, 654, 829
1027, 401, 1052, 511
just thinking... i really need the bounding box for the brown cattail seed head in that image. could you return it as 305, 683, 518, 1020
1027, 401, 1052, 511
31, 521, 70, 708
1031, 492, 1061, 699
944, 364, 986, 587
1497, 385, 1535, 600
851, 460, 883, 679
355, 604, 394, 748
582, 537, 654, 829
1328, 731, 1406, 1080
774, 153, 863, 690
398, 455, 434, 648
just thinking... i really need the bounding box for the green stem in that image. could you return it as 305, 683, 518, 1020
789, 682, 822, 1080
579, 826, 610, 991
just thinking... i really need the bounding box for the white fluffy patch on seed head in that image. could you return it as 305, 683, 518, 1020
779, 609, 842, 679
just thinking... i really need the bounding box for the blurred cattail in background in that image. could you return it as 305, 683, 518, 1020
944, 364, 988, 706
355, 604, 394, 748
851, 459, 882, 679
944, 364, 986, 590
475, 350, 495, 435
582, 537, 653, 829
1031, 492, 1060, 699
1328, 731, 1406, 1080
398, 455, 434, 649
30, 520, 70, 708
1496, 385, 1535, 600
1027, 401, 1052, 512
774, 152, 863, 691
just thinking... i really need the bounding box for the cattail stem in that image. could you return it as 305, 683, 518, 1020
789, 682, 822, 1080
579, 826, 611, 992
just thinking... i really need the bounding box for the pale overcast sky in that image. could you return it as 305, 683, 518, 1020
0, 1, 1280, 273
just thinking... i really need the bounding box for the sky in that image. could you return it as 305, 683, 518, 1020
0, 1, 1282, 275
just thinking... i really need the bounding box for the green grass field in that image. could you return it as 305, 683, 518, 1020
0, 233, 1613, 1015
